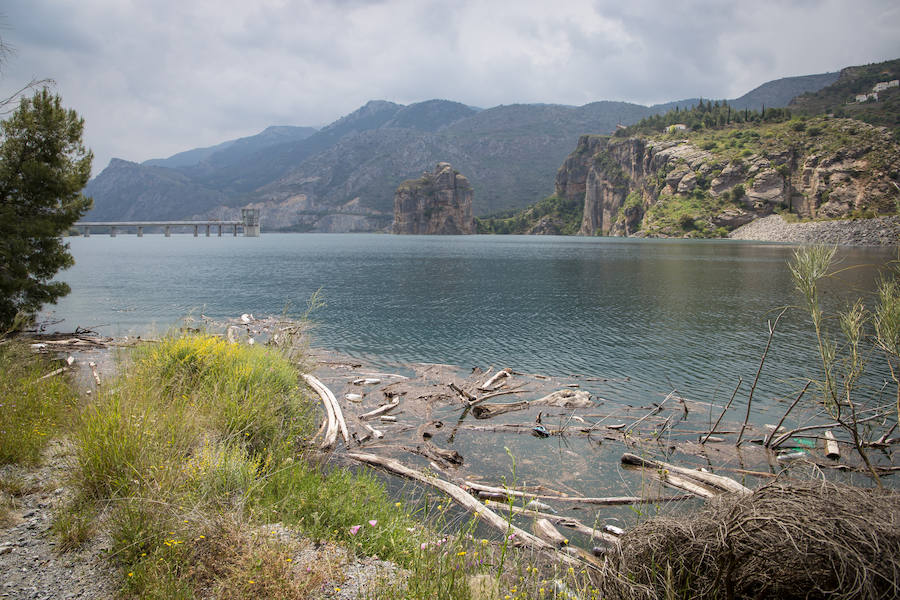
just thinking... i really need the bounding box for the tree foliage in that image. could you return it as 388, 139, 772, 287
0, 89, 92, 329
616, 100, 792, 137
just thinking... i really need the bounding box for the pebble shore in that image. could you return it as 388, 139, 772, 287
729, 215, 900, 246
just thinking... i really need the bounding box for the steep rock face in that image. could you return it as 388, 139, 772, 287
393, 163, 475, 234
556, 119, 900, 237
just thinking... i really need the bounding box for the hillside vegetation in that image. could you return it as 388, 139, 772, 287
501, 62, 900, 240
790, 57, 900, 139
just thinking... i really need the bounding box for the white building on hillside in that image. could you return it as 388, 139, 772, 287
873, 79, 899, 92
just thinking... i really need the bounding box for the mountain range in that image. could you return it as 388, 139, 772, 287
83, 71, 840, 232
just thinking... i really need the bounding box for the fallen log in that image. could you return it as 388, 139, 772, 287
824, 430, 841, 460
533, 518, 568, 548
472, 389, 593, 419
303, 374, 338, 449
422, 441, 463, 465
89, 361, 102, 386
302, 374, 350, 447
465, 481, 693, 505
485, 500, 619, 545
345, 452, 590, 569
479, 368, 512, 391
658, 471, 718, 499
621, 453, 751, 495
359, 396, 401, 420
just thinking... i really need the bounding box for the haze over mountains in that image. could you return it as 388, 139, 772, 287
83, 71, 839, 232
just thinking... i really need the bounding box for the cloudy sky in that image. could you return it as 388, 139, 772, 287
2, 0, 899, 175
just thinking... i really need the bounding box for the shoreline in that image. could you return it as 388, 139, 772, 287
728, 214, 900, 246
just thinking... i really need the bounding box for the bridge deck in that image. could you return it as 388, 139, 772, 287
75, 221, 243, 226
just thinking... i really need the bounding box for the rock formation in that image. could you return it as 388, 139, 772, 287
392, 163, 476, 234
555, 119, 900, 238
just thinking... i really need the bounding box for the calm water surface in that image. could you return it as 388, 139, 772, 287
50, 233, 896, 407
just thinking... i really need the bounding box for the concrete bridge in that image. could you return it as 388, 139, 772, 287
75, 209, 261, 237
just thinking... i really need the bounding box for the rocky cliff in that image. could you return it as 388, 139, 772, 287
393, 163, 475, 234
556, 117, 900, 238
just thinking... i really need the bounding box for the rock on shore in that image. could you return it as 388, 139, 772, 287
728, 214, 900, 246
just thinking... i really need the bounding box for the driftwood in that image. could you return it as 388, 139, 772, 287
621, 453, 750, 495
479, 368, 511, 391
485, 500, 619, 546
88, 361, 102, 386
658, 471, 718, 499
422, 441, 463, 465
359, 420, 384, 440
358, 396, 401, 421
448, 382, 477, 404
824, 430, 841, 460
302, 374, 350, 448
472, 389, 593, 419
465, 481, 693, 506
344, 452, 590, 569
38, 366, 67, 380
533, 518, 568, 547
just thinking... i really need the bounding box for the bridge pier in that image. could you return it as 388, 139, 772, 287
233, 224, 238, 237
205, 224, 210, 237
137, 226, 143, 237
110, 226, 116, 238
193, 225, 199, 237
82, 226, 90, 238
165, 225, 171, 237
218, 225, 223, 237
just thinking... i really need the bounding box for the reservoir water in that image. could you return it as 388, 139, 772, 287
49, 233, 896, 408
47, 234, 898, 521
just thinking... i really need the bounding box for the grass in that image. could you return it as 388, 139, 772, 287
46, 332, 607, 598
0, 341, 78, 466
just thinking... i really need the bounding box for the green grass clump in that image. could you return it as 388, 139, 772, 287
0, 341, 78, 465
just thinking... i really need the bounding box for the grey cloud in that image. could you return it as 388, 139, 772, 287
1, 0, 898, 174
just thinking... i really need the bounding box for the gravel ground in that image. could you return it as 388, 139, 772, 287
728, 214, 900, 246
0, 442, 115, 600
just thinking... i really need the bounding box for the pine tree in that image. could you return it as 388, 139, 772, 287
0, 89, 92, 329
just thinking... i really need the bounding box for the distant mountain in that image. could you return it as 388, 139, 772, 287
143, 125, 318, 169
83, 69, 842, 231
728, 71, 839, 110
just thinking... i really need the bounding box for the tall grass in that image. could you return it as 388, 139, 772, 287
0, 341, 77, 465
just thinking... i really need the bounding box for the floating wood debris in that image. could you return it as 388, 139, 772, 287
621, 453, 750, 496
464, 481, 693, 506
302, 373, 349, 448
472, 389, 593, 419
359, 396, 401, 421
824, 430, 841, 460
479, 367, 511, 391
485, 500, 619, 546
345, 452, 591, 569
533, 518, 568, 548
88, 361, 102, 386
38, 366, 67, 380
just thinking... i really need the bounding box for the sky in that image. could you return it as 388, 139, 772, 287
2, 0, 899, 176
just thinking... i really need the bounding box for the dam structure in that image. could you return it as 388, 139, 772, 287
75, 209, 261, 238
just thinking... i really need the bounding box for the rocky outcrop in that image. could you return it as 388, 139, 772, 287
392, 163, 475, 234
556, 118, 900, 238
